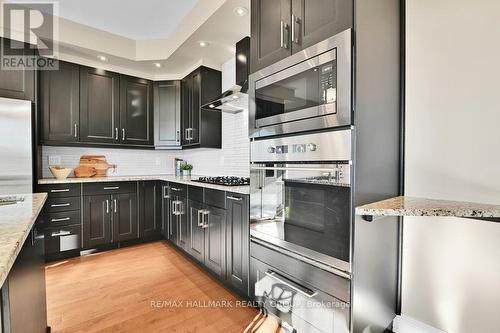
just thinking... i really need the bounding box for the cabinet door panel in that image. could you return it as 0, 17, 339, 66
41, 60, 79, 142
80, 67, 120, 144
178, 197, 189, 250
113, 193, 137, 242
181, 78, 191, 145
139, 181, 160, 238
250, 0, 291, 73
188, 200, 204, 262
168, 199, 178, 243
226, 195, 249, 295
204, 205, 226, 278
83, 195, 112, 247
190, 72, 200, 145
154, 81, 181, 147
120, 76, 153, 145
0, 38, 35, 101
291, 0, 353, 53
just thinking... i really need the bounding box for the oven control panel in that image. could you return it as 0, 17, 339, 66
266, 143, 318, 155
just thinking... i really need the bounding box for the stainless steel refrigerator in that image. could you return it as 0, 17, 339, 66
0, 97, 32, 195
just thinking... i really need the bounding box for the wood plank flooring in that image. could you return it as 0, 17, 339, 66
46, 241, 284, 333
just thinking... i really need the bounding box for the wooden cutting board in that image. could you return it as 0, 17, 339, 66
79, 155, 116, 177
74, 166, 97, 178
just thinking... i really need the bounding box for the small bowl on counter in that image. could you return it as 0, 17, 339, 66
49, 166, 73, 180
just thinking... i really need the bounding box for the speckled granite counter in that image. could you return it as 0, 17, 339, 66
38, 175, 250, 195
356, 196, 500, 219
0, 193, 47, 286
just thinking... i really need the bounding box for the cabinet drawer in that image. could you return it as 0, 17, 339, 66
205, 188, 225, 209
188, 186, 203, 203
38, 183, 81, 198
82, 182, 136, 195
169, 183, 187, 198
45, 210, 81, 226
46, 196, 81, 213
45, 224, 81, 255
250, 240, 350, 303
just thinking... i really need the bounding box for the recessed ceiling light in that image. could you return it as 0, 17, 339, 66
97, 55, 108, 62
153, 62, 162, 68
209, 104, 215, 108
232, 95, 239, 99
233, 6, 248, 16
199, 41, 209, 47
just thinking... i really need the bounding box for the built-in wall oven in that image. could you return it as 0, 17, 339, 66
250, 130, 352, 332
249, 29, 351, 138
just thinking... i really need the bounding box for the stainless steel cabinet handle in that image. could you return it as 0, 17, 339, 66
280, 20, 288, 49
265, 270, 318, 298
171, 187, 181, 192
176, 130, 180, 142
51, 231, 71, 237
106, 199, 109, 214
291, 14, 300, 44
185, 128, 189, 141
227, 196, 243, 201
50, 189, 69, 193
103, 186, 119, 190
74, 123, 78, 138
202, 211, 209, 228
122, 128, 126, 141
171, 201, 176, 214
51, 217, 70, 222
197, 210, 204, 227
177, 201, 184, 215
51, 203, 70, 207
115, 128, 119, 140
163, 186, 170, 198
114, 199, 117, 213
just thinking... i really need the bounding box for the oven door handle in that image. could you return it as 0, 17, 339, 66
265, 270, 318, 298
250, 166, 337, 173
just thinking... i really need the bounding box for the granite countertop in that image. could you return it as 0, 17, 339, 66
0, 193, 47, 286
356, 196, 500, 220
38, 175, 250, 195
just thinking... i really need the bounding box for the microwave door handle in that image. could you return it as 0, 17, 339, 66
250, 166, 336, 173
265, 270, 318, 298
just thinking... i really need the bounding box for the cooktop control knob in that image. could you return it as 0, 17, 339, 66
268, 146, 276, 153
307, 143, 317, 151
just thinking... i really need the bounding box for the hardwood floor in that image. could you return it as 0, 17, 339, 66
46, 241, 284, 333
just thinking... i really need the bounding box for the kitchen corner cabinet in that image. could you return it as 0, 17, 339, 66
181, 66, 222, 149
0, 38, 36, 102
40, 60, 80, 143
226, 193, 250, 295
120, 75, 153, 146
250, 0, 353, 73
80, 66, 120, 144
154, 81, 181, 148
139, 181, 161, 238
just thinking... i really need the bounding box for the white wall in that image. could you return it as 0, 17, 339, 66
403, 1, 500, 332
42, 58, 249, 178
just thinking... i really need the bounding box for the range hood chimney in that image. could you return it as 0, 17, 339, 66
202, 36, 250, 113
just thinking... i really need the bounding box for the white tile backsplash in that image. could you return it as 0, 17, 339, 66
42, 58, 249, 179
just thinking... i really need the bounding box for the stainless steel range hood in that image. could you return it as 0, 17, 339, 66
202, 37, 250, 114
202, 85, 248, 113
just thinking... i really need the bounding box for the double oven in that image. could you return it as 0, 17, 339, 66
249, 29, 353, 333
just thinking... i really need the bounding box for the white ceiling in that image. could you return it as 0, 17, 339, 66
27, 0, 199, 40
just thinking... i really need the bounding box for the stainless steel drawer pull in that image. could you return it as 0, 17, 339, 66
122, 128, 126, 141
171, 187, 181, 191
227, 196, 243, 201
51, 217, 70, 222
103, 186, 120, 190
51, 231, 71, 237
265, 270, 317, 298
50, 189, 70, 193
106, 199, 109, 214
51, 203, 70, 207
74, 123, 78, 138
114, 199, 117, 213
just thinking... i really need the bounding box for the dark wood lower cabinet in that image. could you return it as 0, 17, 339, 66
139, 181, 160, 238
83, 194, 112, 247
188, 199, 205, 262
204, 205, 226, 278
113, 193, 138, 241
226, 194, 250, 295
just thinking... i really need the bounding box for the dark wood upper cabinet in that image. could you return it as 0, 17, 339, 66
79, 67, 120, 144
0, 38, 36, 102
250, 0, 291, 73
154, 81, 181, 148
40, 60, 80, 143
250, 0, 353, 73
83, 194, 112, 248
181, 66, 221, 149
120, 75, 153, 146
291, 0, 353, 53
113, 192, 138, 242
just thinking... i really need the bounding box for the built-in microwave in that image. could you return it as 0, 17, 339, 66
249, 29, 351, 138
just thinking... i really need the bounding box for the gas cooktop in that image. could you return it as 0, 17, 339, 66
193, 176, 250, 186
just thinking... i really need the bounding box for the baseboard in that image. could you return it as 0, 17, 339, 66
393, 315, 447, 333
